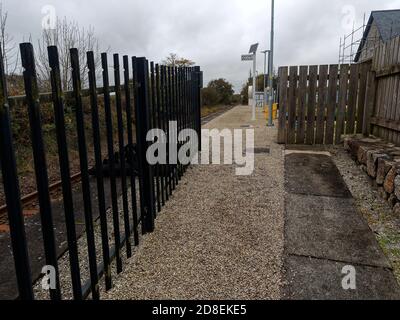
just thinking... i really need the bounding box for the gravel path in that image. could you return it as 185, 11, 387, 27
103, 105, 285, 300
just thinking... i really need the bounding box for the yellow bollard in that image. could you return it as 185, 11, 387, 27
264, 103, 278, 120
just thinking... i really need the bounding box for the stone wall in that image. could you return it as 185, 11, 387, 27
344, 135, 400, 214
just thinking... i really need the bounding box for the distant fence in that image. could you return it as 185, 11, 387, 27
0, 43, 202, 299
278, 35, 400, 146
277, 62, 371, 145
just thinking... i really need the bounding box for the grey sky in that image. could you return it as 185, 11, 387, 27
2, 0, 400, 92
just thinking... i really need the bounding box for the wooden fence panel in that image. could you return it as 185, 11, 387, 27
277, 62, 370, 145
369, 35, 400, 145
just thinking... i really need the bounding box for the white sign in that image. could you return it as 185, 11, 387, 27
241, 54, 254, 61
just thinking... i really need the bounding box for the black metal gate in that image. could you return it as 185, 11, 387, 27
0, 42, 202, 300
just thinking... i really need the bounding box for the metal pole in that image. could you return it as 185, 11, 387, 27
268, 0, 275, 126
261, 50, 268, 108
350, 22, 355, 62
267, 50, 271, 109
252, 52, 256, 121
342, 35, 346, 64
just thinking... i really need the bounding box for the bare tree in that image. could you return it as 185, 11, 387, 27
0, 3, 18, 75
37, 17, 103, 91
162, 53, 195, 67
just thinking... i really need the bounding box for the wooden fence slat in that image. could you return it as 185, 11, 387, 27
373, 45, 379, 71
325, 64, 338, 144
381, 43, 389, 140
296, 66, 308, 144
356, 62, 369, 133
277, 67, 288, 144
335, 64, 349, 144
306, 65, 318, 145
387, 76, 395, 142
379, 43, 387, 139
346, 64, 359, 134
363, 71, 377, 136
372, 42, 383, 138
287, 66, 298, 144
390, 37, 399, 67
383, 46, 392, 141
315, 65, 328, 144
373, 80, 382, 137
393, 74, 400, 144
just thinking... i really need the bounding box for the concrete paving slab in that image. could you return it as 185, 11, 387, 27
284, 255, 400, 300
285, 153, 352, 198
284, 151, 400, 299
285, 193, 390, 268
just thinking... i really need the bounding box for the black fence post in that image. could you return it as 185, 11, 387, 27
161, 66, 169, 201
155, 64, 166, 206
123, 55, 139, 246
48, 45, 83, 300
184, 68, 189, 172
150, 62, 161, 214
166, 67, 173, 195
101, 53, 123, 274
0, 44, 33, 300
70, 48, 100, 300
132, 57, 155, 234
194, 66, 202, 152
20, 42, 62, 300
114, 53, 132, 259
172, 67, 179, 186
87, 51, 112, 290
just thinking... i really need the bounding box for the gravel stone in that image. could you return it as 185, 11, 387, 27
32, 106, 285, 300
101, 106, 285, 300
329, 145, 400, 285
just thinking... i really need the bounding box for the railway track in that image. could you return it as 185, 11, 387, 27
0, 173, 82, 227
0, 107, 233, 230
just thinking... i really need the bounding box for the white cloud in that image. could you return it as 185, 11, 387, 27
2, 0, 400, 91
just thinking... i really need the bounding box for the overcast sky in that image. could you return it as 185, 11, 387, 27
3, 0, 400, 91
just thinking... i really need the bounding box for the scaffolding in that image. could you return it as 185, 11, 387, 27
338, 13, 395, 65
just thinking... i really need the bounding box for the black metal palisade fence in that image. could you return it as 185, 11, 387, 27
0, 42, 202, 300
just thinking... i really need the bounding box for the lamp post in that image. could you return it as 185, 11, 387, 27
242, 43, 259, 121
261, 49, 270, 109
267, 0, 275, 127
251, 50, 257, 120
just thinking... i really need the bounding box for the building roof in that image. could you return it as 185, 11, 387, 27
355, 9, 400, 62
